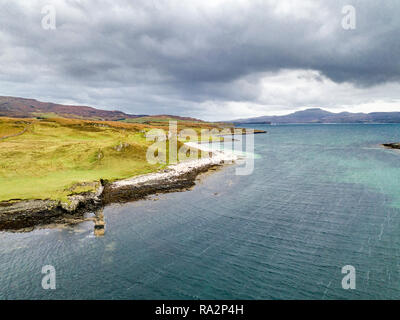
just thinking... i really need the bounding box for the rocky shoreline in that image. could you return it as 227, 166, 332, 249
0, 146, 236, 232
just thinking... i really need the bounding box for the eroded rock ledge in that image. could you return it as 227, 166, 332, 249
0, 186, 103, 231
0, 158, 229, 232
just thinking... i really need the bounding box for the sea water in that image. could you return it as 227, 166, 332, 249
2, 124, 400, 299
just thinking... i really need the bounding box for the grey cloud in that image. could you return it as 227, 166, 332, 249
0, 0, 399, 120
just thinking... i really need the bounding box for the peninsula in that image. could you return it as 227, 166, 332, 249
0, 96, 264, 231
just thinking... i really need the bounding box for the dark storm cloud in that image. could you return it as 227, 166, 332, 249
0, 0, 399, 119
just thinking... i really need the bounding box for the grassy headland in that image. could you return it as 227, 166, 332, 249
0, 116, 227, 203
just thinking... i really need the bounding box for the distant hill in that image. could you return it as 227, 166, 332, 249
232, 108, 400, 124
0, 96, 204, 122
0, 96, 144, 121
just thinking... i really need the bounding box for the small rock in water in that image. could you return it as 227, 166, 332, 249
94, 211, 105, 237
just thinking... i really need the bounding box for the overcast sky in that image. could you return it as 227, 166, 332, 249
0, 0, 399, 120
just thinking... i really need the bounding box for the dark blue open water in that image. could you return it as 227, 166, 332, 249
2, 124, 400, 299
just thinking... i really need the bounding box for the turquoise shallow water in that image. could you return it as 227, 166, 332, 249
2, 124, 400, 299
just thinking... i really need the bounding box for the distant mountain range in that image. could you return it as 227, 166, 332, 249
0, 96, 202, 122
4, 97, 400, 124
232, 108, 400, 124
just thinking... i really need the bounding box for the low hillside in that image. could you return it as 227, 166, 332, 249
0, 117, 225, 202
0, 96, 206, 123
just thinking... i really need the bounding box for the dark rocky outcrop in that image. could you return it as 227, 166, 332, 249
0, 163, 223, 232
0, 196, 101, 231
102, 163, 220, 205
382, 143, 400, 149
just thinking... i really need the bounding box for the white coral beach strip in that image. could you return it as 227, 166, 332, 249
112, 142, 238, 188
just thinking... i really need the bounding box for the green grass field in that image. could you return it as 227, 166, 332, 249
0, 117, 227, 202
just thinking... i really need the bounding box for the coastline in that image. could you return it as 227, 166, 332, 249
0, 142, 238, 232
